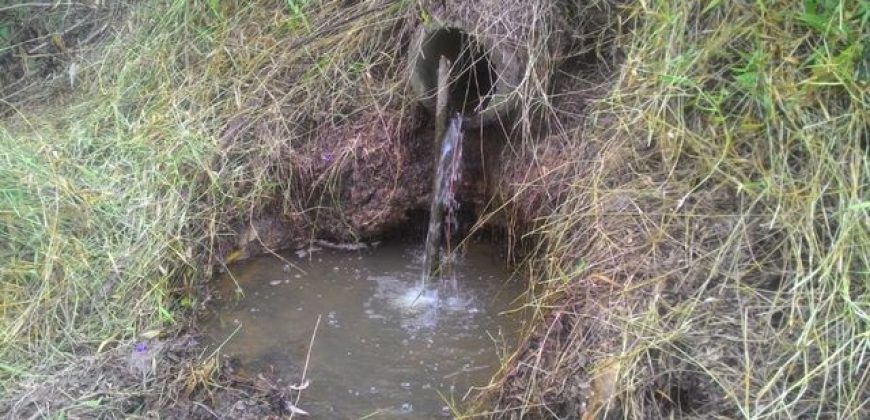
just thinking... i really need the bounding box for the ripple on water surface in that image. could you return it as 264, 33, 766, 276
204, 241, 527, 418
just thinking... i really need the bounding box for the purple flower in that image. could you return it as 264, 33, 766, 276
321, 152, 334, 162
134, 342, 149, 353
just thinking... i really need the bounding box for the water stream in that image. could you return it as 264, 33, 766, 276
422, 113, 463, 284
203, 242, 526, 418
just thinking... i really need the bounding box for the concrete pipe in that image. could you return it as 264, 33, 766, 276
408, 23, 525, 129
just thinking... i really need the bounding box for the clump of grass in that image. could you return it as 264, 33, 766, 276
0, 1, 124, 109
484, 0, 868, 418
1, 0, 415, 413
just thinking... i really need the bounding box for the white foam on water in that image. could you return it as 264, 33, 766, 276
395, 285, 440, 309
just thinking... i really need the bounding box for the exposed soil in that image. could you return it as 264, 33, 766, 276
220, 106, 435, 260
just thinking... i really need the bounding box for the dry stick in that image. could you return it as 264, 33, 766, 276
0, 3, 90, 13
422, 55, 452, 286
289, 314, 321, 419
435, 55, 451, 145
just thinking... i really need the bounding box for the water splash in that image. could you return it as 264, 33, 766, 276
422, 113, 463, 286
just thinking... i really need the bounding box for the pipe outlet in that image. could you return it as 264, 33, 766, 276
409, 24, 523, 128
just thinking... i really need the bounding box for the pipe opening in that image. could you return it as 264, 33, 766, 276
413, 27, 498, 117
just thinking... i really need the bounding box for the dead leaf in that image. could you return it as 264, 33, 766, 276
139, 329, 162, 339
51, 34, 66, 52
285, 401, 309, 416
289, 379, 310, 391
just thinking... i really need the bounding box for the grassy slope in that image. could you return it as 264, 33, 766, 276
1, 0, 867, 417
501, 0, 868, 417
1, 0, 413, 407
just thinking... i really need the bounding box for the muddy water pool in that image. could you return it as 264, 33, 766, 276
203, 241, 527, 418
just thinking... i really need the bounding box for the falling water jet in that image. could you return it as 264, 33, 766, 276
410, 23, 520, 291
422, 113, 462, 284
421, 56, 464, 289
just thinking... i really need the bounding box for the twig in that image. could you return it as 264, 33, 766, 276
289, 314, 321, 419
0, 3, 90, 13
193, 401, 220, 419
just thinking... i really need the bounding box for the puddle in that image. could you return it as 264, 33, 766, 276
203, 241, 527, 418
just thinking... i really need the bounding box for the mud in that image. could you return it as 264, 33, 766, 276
202, 241, 527, 418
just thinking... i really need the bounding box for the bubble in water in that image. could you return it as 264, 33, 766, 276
327, 311, 340, 328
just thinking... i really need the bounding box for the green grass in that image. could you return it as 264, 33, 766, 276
1, 0, 868, 417
492, 0, 869, 417
0, 0, 413, 410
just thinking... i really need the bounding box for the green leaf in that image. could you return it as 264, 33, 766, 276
158, 306, 174, 323
207, 0, 222, 18
660, 74, 695, 88
799, 12, 827, 33
419, 7, 431, 24
734, 71, 758, 89
702, 0, 723, 14
285, 0, 311, 30
81, 399, 102, 408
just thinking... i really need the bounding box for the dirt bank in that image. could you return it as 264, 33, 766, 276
2, 0, 867, 419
